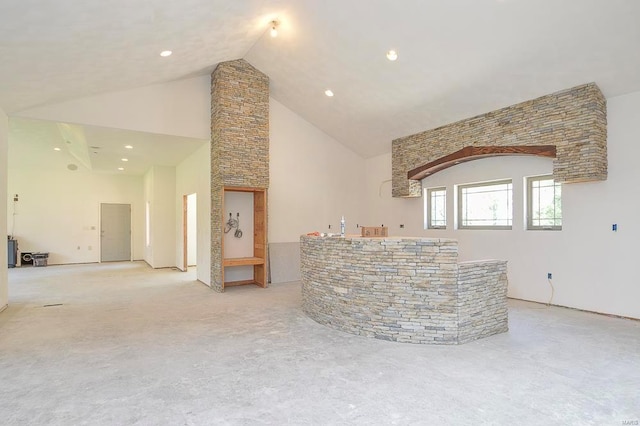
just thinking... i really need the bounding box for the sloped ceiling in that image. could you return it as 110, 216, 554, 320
1, 0, 640, 159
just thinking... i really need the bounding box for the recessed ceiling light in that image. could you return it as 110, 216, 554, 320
160, 50, 172, 57
325, 89, 334, 97
270, 20, 279, 38
121, 158, 129, 162
53, 147, 61, 151
124, 145, 133, 149
386, 50, 398, 61
118, 167, 124, 171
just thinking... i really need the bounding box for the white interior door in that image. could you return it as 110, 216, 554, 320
100, 203, 131, 262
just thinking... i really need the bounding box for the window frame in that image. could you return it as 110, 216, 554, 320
526, 175, 562, 231
457, 179, 513, 230
425, 187, 447, 229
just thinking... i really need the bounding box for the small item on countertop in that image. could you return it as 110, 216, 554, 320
340, 216, 345, 237
307, 231, 321, 236
361, 226, 388, 237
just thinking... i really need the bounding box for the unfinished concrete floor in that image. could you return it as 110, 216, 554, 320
1, 262, 638, 425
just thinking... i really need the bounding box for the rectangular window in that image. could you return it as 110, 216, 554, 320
527, 175, 562, 230
426, 187, 447, 229
458, 179, 512, 229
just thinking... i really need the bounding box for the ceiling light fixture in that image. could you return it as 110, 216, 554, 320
118, 167, 124, 171
270, 20, 279, 38
124, 145, 133, 149
121, 158, 129, 162
386, 50, 398, 61
160, 50, 172, 57
325, 89, 334, 97
53, 147, 61, 151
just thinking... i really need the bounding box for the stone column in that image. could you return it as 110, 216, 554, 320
210, 59, 269, 291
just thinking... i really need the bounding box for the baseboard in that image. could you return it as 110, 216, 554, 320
508, 297, 639, 322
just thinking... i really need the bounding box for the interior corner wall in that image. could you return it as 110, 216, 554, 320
175, 143, 211, 285
14, 76, 211, 140
0, 108, 8, 311
7, 165, 144, 265
269, 98, 367, 242
143, 166, 176, 268
364, 89, 640, 320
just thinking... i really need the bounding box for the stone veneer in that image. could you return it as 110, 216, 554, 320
210, 59, 269, 291
392, 83, 607, 197
300, 235, 508, 344
457, 261, 509, 344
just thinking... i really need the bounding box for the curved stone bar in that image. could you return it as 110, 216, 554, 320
300, 235, 508, 345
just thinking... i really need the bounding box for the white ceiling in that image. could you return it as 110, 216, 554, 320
2, 0, 640, 160
8, 118, 206, 175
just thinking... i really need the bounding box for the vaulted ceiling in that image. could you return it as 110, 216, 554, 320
1, 0, 639, 160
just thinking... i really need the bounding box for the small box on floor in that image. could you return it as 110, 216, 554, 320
33, 252, 49, 267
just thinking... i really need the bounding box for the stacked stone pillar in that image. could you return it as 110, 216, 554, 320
210, 59, 269, 291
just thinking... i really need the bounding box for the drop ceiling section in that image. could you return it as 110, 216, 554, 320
8, 118, 207, 175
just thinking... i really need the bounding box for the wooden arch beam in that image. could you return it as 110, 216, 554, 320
407, 145, 557, 180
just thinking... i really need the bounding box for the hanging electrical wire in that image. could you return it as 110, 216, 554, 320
224, 212, 237, 234
234, 212, 243, 238
224, 212, 243, 238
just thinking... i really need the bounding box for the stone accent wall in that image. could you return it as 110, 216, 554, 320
300, 236, 508, 345
210, 59, 269, 291
457, 260, 509, 344
211, 59, 270, 188
210, 185, 224, 291
392, 83, 607, 197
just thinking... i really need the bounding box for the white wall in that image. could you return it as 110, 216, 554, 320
269, 98, 366, 242
0, 108, 8, 311
8, 70, 639, 319
222, 191, 255, 282
15, 76, 211, 140
365, 90, 640, 319
143, 166, 176, 268
175, 143, 211, 284
7, 166, 144, 265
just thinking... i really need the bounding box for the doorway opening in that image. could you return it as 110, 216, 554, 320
182, 193, 197, 272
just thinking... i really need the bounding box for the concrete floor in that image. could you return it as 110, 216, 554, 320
0, 262, 638, 425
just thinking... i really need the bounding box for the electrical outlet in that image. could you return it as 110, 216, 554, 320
547, 272, 552, 279
612, 224, 618, 231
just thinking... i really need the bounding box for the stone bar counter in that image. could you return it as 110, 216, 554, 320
300, 235, 508, 344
